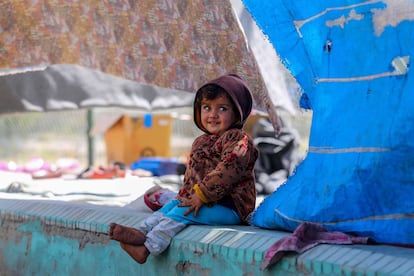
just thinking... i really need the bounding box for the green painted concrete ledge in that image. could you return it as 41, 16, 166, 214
1, 198, 414, 275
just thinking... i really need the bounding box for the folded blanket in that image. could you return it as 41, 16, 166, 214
261, 222, 372, 270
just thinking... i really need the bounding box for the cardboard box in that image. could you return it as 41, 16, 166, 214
92, 114, 172, 165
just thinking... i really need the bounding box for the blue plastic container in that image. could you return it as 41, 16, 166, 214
130, 157, 180, 176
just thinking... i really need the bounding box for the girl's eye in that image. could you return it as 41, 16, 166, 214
202, 105, 210, 111
219, 106, 228, 111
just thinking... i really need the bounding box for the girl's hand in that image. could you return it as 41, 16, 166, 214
179, 195, 204, 217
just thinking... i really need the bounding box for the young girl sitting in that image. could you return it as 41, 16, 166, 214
109, 73, 259, 264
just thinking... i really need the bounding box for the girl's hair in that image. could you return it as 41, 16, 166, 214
195, 84, 240, 122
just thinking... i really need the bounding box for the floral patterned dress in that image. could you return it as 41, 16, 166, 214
178, 128, 258, 223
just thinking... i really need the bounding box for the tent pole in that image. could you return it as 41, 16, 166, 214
87, 109, 94, 167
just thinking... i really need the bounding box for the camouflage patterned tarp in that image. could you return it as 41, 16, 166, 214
2, 1, 283, 120
0, 0, 262, 88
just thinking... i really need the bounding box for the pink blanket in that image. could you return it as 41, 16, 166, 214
261, 222, 371, 270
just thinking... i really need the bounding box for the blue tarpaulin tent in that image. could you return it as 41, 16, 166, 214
242, 0, 414, 245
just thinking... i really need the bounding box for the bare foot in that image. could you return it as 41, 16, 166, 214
120, 243, 150, 264
109, 223, 146, 245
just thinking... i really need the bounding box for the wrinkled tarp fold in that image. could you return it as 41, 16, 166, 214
0, 64, 195, 113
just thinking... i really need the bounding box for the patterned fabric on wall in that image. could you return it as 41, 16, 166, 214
0, 0, 269, 101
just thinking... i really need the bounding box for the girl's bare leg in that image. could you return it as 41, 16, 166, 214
120, 242, 150, 264
109, 223, 146, 245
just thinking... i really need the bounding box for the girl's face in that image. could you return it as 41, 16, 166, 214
200, 95, 237, 136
